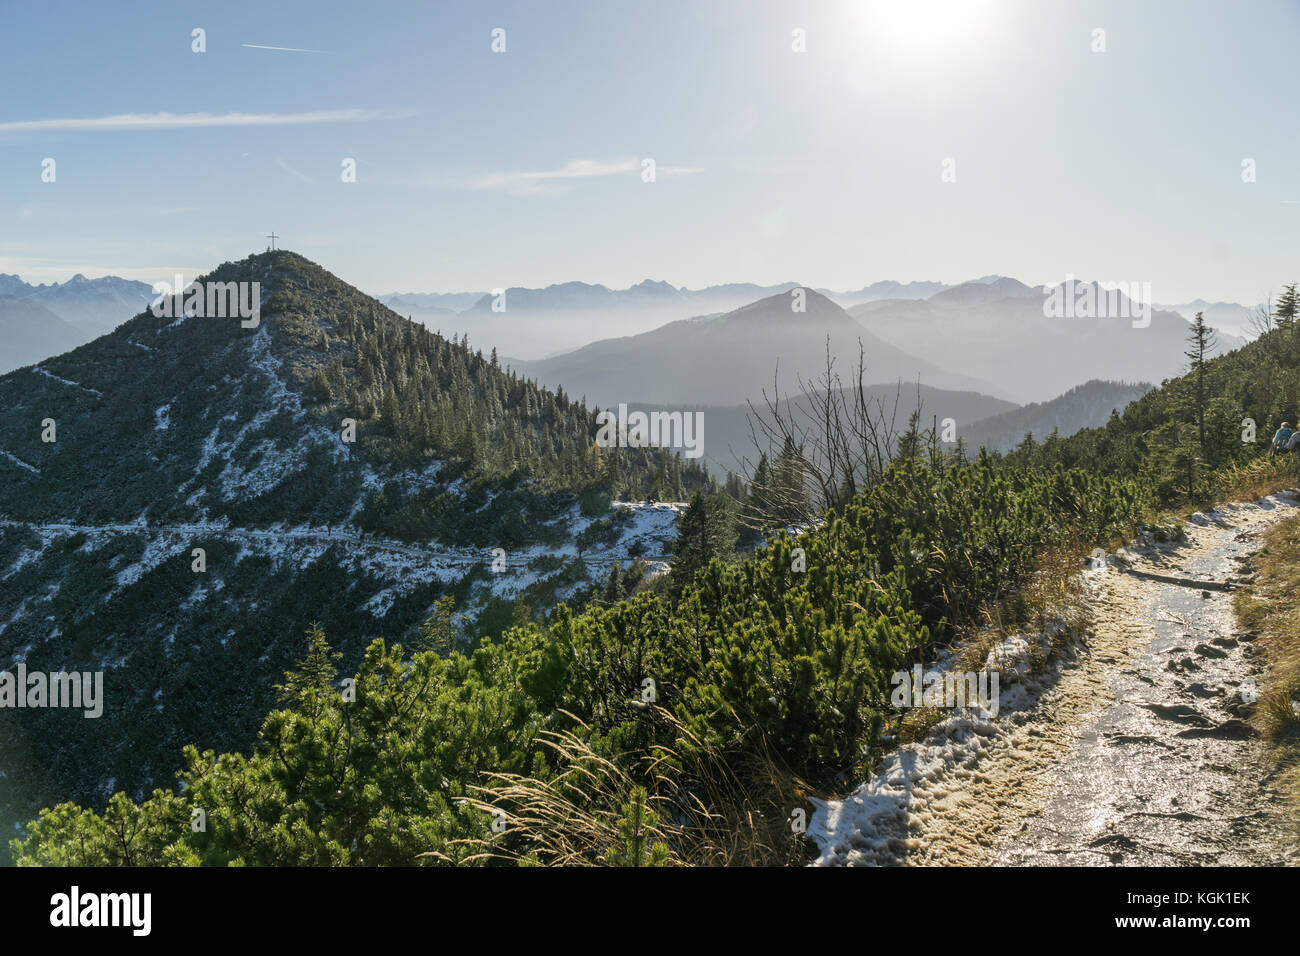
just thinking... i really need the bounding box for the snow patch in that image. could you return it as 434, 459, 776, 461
0, 450, 39, 475
34, 366, 102, 397
808, 621, 1066, 866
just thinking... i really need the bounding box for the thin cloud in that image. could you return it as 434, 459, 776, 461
244, 42, 327, 53
0, 109, 414, 135
454, 158, 702, 196
275, 156, 313, 183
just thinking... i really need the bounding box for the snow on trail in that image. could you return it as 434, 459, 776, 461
0, 505, 680, 614
33, 366, 103, 397
0, 450, 40, 474
810, 493, 1300, 866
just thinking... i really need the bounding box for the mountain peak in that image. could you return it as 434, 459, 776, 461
627, 279, 680, 294
724, 286, 844, 324
930, 276, 1035, 306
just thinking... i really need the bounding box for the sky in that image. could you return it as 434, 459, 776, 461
1, 0, 1297, 305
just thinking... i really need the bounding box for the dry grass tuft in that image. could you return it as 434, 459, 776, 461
1215, 455, 1300, 504
1233, 515, 1300, 821
455, 708, 816, 867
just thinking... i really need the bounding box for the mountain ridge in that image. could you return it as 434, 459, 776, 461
510, 286, 1011, 407
0, 249, 707, 845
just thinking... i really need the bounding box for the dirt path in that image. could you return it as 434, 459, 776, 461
0, 520, 671, 571
810, 494, 1300, 866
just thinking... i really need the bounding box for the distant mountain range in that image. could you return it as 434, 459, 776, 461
506, 278, 1245, 410
1, 266, 1261, 408
378, 277, 1257, 399
1155, 299, 1266, 339
0, 273, 155, 373
510, 287, 1010, 408
376, 278, 953, 358
376, 290, 485, 318
850, 279, 1246, 403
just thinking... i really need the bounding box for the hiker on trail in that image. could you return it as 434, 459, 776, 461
1271, 422, 1293, 455
1286, 430, 1300, 453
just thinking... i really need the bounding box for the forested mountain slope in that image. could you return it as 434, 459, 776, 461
13, 280, 1299, 869
0, 251, 708, 853
953, 380, 1153, 454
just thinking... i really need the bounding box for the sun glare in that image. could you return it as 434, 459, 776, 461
854, 0, 999, 63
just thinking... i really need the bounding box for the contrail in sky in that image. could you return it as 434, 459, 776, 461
242, 43, 325, 53
0, 109, 413, 134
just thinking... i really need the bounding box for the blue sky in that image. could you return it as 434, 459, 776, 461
1, 0, 1297, 304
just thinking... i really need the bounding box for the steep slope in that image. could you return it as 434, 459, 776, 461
0, 250, 705, 845
512, 288, 1008, 407
950, 380, 1154, 454
0, 274, 157, 374
0, 299, 89, 374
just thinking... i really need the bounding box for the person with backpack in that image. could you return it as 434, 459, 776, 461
1271, 422, 1294, 455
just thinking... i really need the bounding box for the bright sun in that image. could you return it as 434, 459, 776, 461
854, 0, 998, 62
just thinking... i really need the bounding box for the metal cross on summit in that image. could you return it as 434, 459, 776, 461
266, 232, 279, 251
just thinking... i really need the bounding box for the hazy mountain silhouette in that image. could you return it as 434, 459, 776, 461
0, 273, 156, 371
0, 299, 89, 374
952, 379, 1154, 453
511, 287, 1009, 407
642, 384, 1018, 480
851, 279, 1244, 403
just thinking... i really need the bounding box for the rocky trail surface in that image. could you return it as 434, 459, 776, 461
0, 510, 678, 574
810, 494, 1300, 866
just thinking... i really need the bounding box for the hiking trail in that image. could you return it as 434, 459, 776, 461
810, 494, 1300, 866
